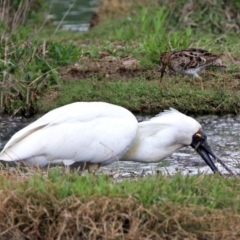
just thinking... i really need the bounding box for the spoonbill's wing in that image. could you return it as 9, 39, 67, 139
2, 102, 130, 149
0, 102, 138, 166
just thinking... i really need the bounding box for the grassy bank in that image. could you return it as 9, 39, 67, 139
0, 169, 240, 239
1, 0, 240, 115
41, 76, 240, 115
38, 32, 240, 114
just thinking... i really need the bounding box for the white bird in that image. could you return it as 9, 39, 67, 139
0, 102, 220, 173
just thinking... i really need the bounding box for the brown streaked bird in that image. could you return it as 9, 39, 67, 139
160, 48, 226, 90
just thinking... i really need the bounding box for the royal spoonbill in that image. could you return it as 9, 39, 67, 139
0, 102, 223, 173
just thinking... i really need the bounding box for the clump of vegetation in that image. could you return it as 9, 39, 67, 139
165, 0, 240, 34
0, 0, 82, 116
0, 38, 81, 116
0, 169, 240, 239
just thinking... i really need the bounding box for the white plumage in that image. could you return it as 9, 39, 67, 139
0, 102, 219, 172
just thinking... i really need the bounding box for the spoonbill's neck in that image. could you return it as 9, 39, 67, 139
122, 124, 184, 163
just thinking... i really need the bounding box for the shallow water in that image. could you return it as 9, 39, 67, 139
0, 114, 239, 176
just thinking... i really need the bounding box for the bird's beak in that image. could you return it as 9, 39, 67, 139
191, 137, 219, 173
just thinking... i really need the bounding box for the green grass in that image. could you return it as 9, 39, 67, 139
1, 1, 240, 115
1, 169, 240, 238
35, 3, 240, 116
40, 77, 240, 115
1, 169, 240, 209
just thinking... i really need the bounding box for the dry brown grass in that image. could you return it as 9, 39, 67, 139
99, 0, 155, 15
0, 191, 240, 239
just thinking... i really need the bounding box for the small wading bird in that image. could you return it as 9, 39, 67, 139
0, 102, 230, 174
160, 48, 226, 90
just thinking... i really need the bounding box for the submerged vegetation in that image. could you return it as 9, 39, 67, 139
0, 0, 240, 115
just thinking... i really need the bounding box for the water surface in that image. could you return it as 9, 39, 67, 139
49, 0, 98, 31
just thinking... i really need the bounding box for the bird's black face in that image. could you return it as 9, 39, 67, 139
190, 129, 219, 173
